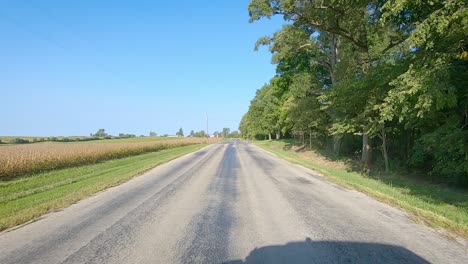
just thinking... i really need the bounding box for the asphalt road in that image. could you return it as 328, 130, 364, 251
0, 140, 466, 263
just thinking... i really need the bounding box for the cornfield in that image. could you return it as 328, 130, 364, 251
0, 138, 215, 180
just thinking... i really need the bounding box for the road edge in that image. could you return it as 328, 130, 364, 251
0, 143, 212, 233
252, 141, 468, 245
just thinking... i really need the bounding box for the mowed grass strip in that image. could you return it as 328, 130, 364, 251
0, 144, 206, 231
254, 140, 468, 237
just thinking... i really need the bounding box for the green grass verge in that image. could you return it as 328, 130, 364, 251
0, 144, 206, 231
255, 140, 468, 238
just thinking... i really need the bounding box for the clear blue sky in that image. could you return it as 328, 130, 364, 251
0, 0, 283, 136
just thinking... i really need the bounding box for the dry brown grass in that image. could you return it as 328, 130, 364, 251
0, 137, 219, 179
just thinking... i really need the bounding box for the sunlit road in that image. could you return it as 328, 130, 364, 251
0, 140, 466, 263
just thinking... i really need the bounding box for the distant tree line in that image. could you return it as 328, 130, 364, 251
5, 129, 162, 145
241, 0, 467, 185
176, 128, 184, 137
6, 136, 104, 144
118, 133, 136, 138
190, 130, 206, 137
186, 127, 241, 138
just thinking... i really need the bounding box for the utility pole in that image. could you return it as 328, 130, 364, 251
206, 112, 209, 142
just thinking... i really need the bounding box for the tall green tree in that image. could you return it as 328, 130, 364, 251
249, 0, 411, 167
378, 0, 468, 182
222, 128, 231, 138
244, 0, 467, 184
176, 128, 184, 137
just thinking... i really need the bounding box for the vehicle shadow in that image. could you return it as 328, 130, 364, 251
222, 238, 429, 264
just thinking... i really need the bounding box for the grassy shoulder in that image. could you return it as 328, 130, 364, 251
254, 140, 468, 238
0, 144, 206, 231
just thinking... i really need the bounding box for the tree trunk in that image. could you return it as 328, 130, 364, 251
405, 129, 410, 160
332, 134, 341, 156
381, 127, 389, 173
309, 127, 312, 149
276, 127, 281, 140
408, 128, 415, 160
361, 133, 372, 168
268, 133, 272, 140
330, 34, 340, 85
329, 35, 341, 155
302, 131, 305, 146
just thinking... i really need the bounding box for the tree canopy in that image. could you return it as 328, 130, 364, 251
176, 128, 184, 137
242, 0, 467, 185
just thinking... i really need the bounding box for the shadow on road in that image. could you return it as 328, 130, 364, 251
222, 238, 429, 264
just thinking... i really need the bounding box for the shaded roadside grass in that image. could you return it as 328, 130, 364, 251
255, 140, 468, 238
0, 144, 206, 231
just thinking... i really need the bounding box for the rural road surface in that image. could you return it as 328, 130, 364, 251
0, 140, 466, 263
